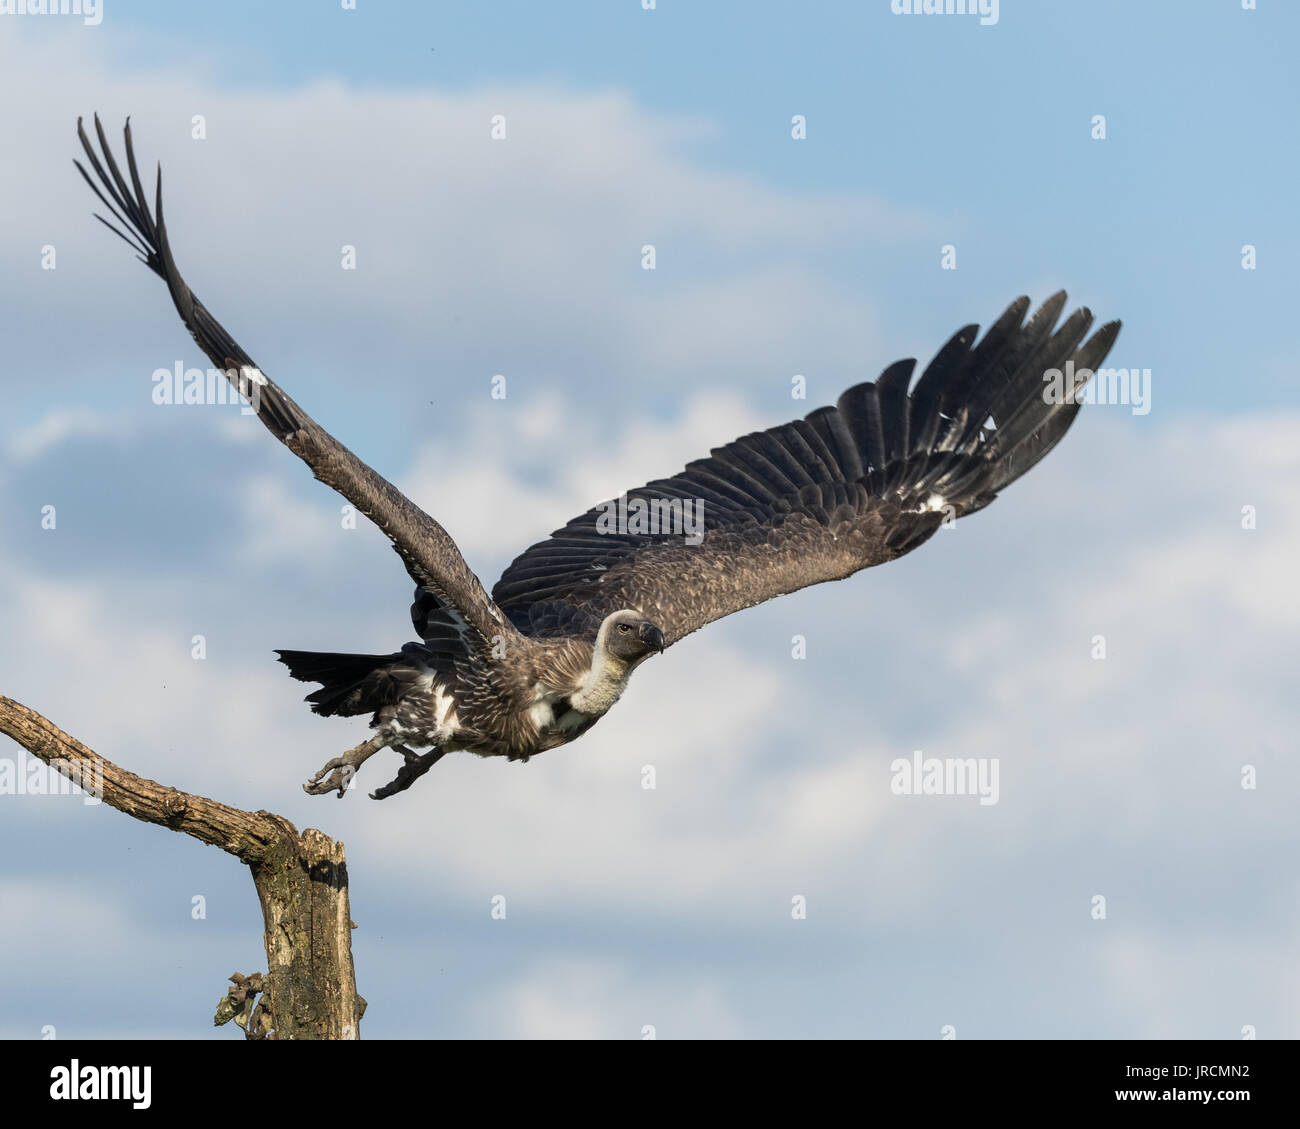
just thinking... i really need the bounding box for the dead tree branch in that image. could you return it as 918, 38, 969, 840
0, 694, 365, 1039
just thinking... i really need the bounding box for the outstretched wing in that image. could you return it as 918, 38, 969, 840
76, 115, 509, 648
493, 293, 1120, 646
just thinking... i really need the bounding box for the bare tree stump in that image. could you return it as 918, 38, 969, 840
0, 694, 365, 1039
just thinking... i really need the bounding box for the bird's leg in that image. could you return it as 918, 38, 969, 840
303, 734, 388, 798
369, 744, 448, 801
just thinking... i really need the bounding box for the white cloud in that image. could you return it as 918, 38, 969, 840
489, 959, 743, 1040
6, 407, 119, 462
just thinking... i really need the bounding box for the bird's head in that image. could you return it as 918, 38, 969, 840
601, 609, 666, 665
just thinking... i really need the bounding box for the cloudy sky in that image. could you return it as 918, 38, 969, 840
1, 1, 1296, 1039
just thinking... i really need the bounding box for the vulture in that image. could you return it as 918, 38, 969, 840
75, 116, 1120, 800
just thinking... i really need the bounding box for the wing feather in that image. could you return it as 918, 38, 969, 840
77, 115, 507, 647
493, 295, 1120, 646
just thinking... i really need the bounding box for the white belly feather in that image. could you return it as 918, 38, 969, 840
527, 684, 593, 734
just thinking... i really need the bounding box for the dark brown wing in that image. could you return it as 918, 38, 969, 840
492, 294, 1120, 646
76, 115, 510, 648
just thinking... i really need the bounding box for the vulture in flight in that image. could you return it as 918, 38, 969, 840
76, 116, 1120, 800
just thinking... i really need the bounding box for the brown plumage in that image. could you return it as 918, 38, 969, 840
76, 115, 1120, 800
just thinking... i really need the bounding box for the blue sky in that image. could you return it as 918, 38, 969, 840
92, 0, 1300, 418
0, 2, 1297, 1039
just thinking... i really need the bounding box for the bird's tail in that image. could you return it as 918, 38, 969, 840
834, 291, 1121, 527
275, 649, 411, 718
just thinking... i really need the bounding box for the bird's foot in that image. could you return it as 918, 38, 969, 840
303, 735, 387, 798
369, 744, 447, 801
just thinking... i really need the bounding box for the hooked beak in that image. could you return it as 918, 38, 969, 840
639, 621, 666, 654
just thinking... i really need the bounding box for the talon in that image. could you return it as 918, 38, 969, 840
302, 736, 386, 799
369, 748, 447, 801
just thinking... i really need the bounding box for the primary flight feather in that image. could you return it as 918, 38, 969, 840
76, 115, 1120, 800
